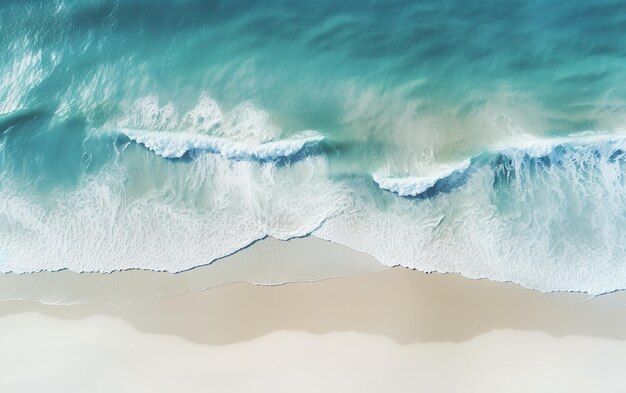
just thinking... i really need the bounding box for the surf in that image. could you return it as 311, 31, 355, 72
119, 128, 325, 161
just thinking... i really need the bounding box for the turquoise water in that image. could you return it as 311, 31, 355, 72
3, 0, 626, 293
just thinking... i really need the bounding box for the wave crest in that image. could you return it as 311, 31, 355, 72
374, 134, 626, 197
119, 129, 325, 161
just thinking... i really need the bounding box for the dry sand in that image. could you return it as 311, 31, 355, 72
2, 237, 626, 392
2, 313, 624, 393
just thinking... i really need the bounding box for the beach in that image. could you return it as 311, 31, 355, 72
4, 1, 626, 390
2, 238, 626, 392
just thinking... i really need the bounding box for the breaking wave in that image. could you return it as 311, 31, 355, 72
5, 0, 626, 296
119, 128, 324, 161
374, 134, 626, 198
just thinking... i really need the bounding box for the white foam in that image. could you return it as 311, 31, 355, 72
4, 132, 626, 294
180, 93, 223, 133
373, 134, 626, 197
115, 94, 283, 143
221, 102, 280, 142
117, 95, 179, 131
492, 133, 626, 158
0, 151, 350, 273
318, 134, 626, 295
373, 160, 471, 196
120, 129, 324, 160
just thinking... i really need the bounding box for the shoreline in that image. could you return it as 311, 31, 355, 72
4, 265, 626, 344
3, 237, 626, 391
0, 236, 388, 307
3, 266, 626, 392
2, 235, 622, 309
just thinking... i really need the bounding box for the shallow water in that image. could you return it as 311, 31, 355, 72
2, 0, 626, 293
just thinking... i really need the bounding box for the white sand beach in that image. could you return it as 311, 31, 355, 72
2, 238, 626, 392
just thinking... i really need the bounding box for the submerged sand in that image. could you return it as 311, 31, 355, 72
0, 237, 388, 307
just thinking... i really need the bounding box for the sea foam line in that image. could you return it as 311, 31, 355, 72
118, 128, 325, 160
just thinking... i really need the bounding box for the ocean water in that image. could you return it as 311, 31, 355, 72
2, 0, 626, 294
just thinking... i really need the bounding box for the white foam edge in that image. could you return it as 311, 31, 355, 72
373, 133, 626, 197
115, 128, 324, 160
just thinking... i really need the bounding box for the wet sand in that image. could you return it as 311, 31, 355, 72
2, 266, 626, 345
0, 237, 388, 307
2, 238, 626, 391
